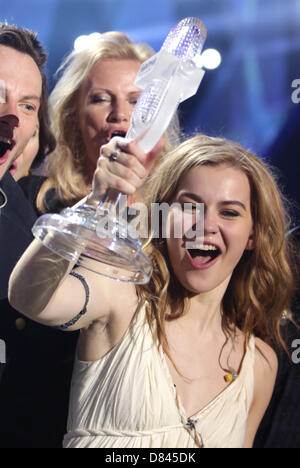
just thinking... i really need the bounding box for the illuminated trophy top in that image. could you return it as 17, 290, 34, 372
126, 17, 207, 153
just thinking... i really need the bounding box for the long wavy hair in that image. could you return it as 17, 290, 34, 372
137, 134, 294, 353
37, 31, 180, 213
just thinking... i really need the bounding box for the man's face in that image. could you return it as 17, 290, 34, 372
0, 45, 42, 180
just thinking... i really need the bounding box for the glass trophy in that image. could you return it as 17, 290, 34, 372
32, 17, 207, 284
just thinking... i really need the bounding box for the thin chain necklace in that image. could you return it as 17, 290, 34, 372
218, 331, 238, 383
0, 186, 7, 213
164, 327, 238, 383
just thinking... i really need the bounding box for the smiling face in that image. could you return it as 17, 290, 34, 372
0, 45, 42, 179
166, 164, 254, 296
76, 58, 142, 180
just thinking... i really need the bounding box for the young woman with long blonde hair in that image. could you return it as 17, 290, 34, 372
9, 134, 293, 448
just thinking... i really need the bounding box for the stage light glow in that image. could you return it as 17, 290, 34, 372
73, 35, 89, 52
73, 33, 102, 52
201, 49, 222, 70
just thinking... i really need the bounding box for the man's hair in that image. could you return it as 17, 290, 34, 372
0, 23, 47, 69
0, 23, 55, 167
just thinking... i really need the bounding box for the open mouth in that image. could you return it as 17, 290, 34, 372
187, 244, 221, 266
0, 136, 14, 164
108, 129, 127, 141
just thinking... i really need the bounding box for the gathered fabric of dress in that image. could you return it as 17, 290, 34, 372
63, 302, 255, 449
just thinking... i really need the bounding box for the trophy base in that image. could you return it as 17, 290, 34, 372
32, 205, 152, 285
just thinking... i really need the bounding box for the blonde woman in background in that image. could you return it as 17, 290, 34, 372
9, 134, 293, 448
23, 31, 179, 215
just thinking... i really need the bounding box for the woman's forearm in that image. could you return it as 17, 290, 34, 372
8, 238, 75, 320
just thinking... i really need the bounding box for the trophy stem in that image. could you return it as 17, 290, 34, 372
98, 189, 123, 211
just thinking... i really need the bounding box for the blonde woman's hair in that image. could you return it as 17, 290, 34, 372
137, 134, 294, 354
37, 31, 180, 212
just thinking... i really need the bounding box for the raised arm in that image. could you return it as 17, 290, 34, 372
8, 138, 163, 331
8, 238, 115, 330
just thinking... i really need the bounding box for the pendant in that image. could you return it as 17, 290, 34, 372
224, 370, 238, 383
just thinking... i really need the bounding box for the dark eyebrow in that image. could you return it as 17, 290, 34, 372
178, 192, 247, 212
89, 87, 109, 93
219, 200, 247, 212
90, 87, 140, 95
22, 95, 41, 102
177, 192, 203, 203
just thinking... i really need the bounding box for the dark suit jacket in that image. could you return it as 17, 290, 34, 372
0, 172, 37, 299
0, 173, 78, 448
0, 364, 4, 380
254, 318, 300, 448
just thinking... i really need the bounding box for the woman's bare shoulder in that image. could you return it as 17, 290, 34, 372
234, 329, 278, 372
252, 336, 278, 409
232, 330, 278, 382
243, 338, 279, 448
254, 336, 278, 377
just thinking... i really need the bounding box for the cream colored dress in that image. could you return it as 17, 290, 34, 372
63, 302, 255, 448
